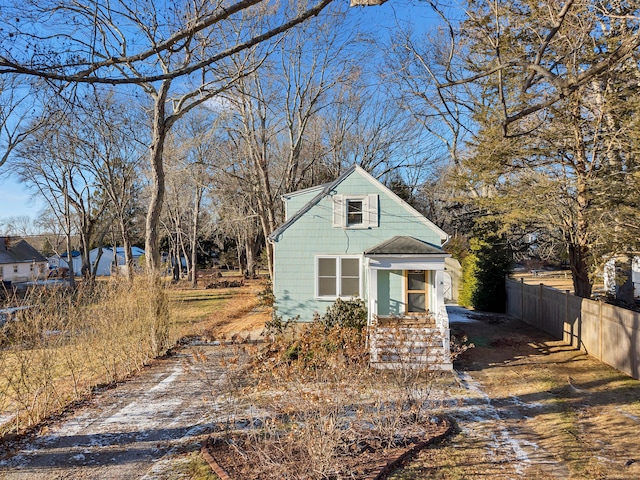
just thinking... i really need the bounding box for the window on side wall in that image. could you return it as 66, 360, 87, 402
316, 256, 361, 299
13, 265, 18, 274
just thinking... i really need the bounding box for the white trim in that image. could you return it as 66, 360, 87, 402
368, 256, 447, 271
315, 255, 363, 300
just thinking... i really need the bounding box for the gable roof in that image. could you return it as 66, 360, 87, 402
0, 237, 47, 265
364, 236, 448, 256
269, 164, 448, 243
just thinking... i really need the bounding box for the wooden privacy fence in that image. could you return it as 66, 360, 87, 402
506, 278, 640, 380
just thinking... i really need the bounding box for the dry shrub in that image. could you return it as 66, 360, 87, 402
0, 276, 174, 436
207, 320, 450, 479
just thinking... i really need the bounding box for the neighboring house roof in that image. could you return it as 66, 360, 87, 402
0, 237, 47, 265
269, 164, 448, 243
364, 236, 448, 256
60, 251, 81, 259
94, 246, 145, 257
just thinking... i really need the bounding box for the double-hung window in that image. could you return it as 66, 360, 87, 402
346, 200, 363, 226
317, 256, 361, 299
332, 194, 378, 228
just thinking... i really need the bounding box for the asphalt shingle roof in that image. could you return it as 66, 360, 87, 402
364, 236, 447, 255
0, 237, 47, 264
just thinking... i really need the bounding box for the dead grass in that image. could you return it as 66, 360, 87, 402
511, 270, 604, 294
0, 275, 270, 438
394, 314, 640, 479
169, 277, 269, 340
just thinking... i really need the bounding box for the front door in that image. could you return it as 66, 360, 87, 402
405, 270, 428, 314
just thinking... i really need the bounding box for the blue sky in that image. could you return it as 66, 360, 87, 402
0, 174, 43, 219
0, 0, 449, 223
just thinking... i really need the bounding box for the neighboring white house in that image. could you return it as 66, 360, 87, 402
48, 251, 82, 276
604, 255, 640, 299
49, 246, 145, 277
90, 246, 146, 276
0, 237, 48, 283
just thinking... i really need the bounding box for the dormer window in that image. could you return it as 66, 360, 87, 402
347, 200, 363, 226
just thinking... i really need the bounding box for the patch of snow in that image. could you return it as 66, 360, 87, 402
446, 306, 479, 324
508, 395, 544, 410
148, 364, 182, 393
0, 414, 14, 428
454, 371, 535, 473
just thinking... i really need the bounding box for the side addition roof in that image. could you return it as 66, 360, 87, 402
364, 236, 448, 256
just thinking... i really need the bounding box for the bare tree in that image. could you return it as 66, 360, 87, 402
410, 0, 640, 133
0, 76, 48, 170
73, 88, 147, 280
14, 106, 110, 282
0, 0, 339, 272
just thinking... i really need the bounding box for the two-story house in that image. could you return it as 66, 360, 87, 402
268, 165, 452, 369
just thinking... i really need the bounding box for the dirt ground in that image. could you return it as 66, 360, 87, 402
1, 301, 640, 479
391, 307, 640, 479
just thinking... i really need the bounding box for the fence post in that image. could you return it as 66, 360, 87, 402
538, 283, 543, 326
599, 300, 603, 361
564, 290, 570, 346
520, 278, 524, 320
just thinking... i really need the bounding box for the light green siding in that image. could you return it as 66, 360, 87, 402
272, 167, 446, 321
376, 270, 404, 316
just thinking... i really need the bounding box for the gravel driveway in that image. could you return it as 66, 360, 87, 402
0, 343, 245, 480
2, 306, 640, 479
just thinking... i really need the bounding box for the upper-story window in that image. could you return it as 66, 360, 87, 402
333, 194, 378, 229
347, 200, 363, 226
13, 265, 18, 273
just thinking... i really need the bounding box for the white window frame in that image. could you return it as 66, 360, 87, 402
315, 255, 362, 300
346, 198, 364, 227
333, 194, 378, 229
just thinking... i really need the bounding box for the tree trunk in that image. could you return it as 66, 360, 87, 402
190, 184, 202, 288
65, 232, 76, 289
145, 80, 171, 273
119, 218, 134, 282
64, 170, 76, 289
615, 255, 635, 306
568, 243, 592, 298
569, 115, 594, 299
